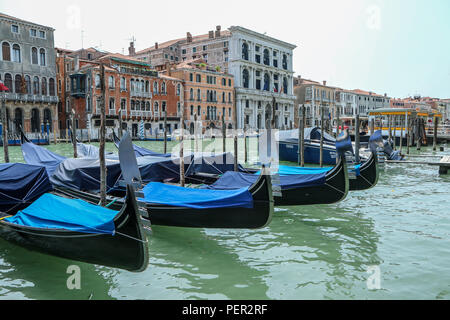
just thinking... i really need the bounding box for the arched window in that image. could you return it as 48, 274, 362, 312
135, 101, 140, 111
4, 73, 12, 91
31, 108, 40, 132
242, 42, 249, 60
141, 80, 145, 92
146, 102, 151, 111
39, 48, 46, 66
222, 92, 225, 103
154, 101, 159, 113
130, 79, 135, 92
14, 108, 23, 132
43, 108, 52, 132
263, 49, 270, 66
131, 100, 135, 111
108, 76, 114, 88
197, 88, 201, 101
282, 54, 288, 70
25, 75, 31, 94
120, 77, 126, 90
14, 75, 22, 93
263, 73, 270, 91
176, 83, 181, 96
2, 42, 11, 61
190, 105, 194, 116
190, 88, 194, 100
31, 47, 38, 64
283, 77, 288, 94
12, 44, 21, 62
33, 76, 39, 94
242, 69, 249, 88
95, 74, 101, 88
145, 80, 149, 93
153, 82, 158, 94
207, 106, 210, 120
49, 78, 55, 96
41, 77, 47, 95
161, 82, 166, 94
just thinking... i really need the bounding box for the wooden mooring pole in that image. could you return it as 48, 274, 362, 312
2, 95, 9, 163
163, 111, 168, 155
433, 117, 438, 151
298, 104, 305, 167
355, 113, 360, 163
320, 104, 324, 167
99, 62, 107, 206
71, 110, 77, 158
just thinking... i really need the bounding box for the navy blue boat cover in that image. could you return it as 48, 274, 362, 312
21, 142, 66, 175
5, 193, 118, 235
132, 144, 171, 158
185, 152, 247, 176
205, 171, 326, 191
139, 182, 253, 209
0, 163, 53, 214
50, 158, 123, 193
76, 143, 118, 159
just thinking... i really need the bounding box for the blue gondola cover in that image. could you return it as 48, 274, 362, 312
139, 182, 254, 209
5, 193, 118, 235
21, 142, 66, 175
0, 163, 53, 213
206, 171, 327, 191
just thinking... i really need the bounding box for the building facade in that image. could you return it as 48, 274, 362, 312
294, 77, 337, 128
64, 53, 183, 139
132, 25, 296, 129
166, 59, 235, 134
0, 13, 58, 137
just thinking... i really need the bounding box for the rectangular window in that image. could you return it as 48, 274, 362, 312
196, 74, 201, 83
193, 47, 197, 53
11, 25, 19, 33
203, 45, 207, 51
255, 55, 260, 64
39, 31, 46, 38
189, 73, 193, 82
182, 49, 186, 55
256, 79, 261, 90
30, 29, 37, 37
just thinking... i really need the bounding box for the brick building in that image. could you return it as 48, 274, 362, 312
62, 52, 183, 139
164, 59, 235, 134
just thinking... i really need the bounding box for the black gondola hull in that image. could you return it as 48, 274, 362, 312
0, 186, 149, 272
349, 152, 379, 191
273, 154, 349, 206
55, 174, 274, 229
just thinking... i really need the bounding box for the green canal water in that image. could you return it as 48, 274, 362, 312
0, 139, 449, 300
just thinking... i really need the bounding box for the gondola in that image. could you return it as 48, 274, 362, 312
199, 153, 349, 206
0, 164, 149, 272
349, 151, 379, 191
112, 131, 171, 158
53, 132, 275, 229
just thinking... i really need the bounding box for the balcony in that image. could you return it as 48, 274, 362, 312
2, 92, 58, 104
130, 90, 152, 99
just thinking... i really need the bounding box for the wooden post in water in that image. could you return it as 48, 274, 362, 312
179, 110, 185, 187
433, 116, 438, 151
399, 116, 404, 153
99, 62, 107, 206
163, 111, 168, 155
388, 115, 392, 142
1, 95, 9, 163
118, 109, 123, 139
298, 104, 305, 167
244, 124, 248, 164
355, 113, 360, 163
320, 104, 324, 167
233, 90, 238, 171
222, 115, 226, 154
416, 118, 421, 151
393, 116, 397, 150
369, 118, 375, 136
71, 110, 78, 158
336, 105, 340, 137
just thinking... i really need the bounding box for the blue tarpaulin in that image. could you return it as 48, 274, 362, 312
206, 171, 327, 191
21, 142, 66, 176
255, 165, 333, 176
0, 163, 53, 214
50, 158, 123, 193
139, 182, 254, 209
132, 144, 171, 158
5, 193, 118, 235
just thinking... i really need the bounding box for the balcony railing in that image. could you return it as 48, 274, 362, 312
130, 91, 152, 98
2, 92, 58, 104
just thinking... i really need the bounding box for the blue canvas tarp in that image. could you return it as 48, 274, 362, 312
139, 182, 254, 209
206, 171, 327, 191
76, 143, 118, 159
21, 142, 66, 175
132, 144, 171, 158
50, 158, 123, 193
0, 163, 53, 214
5, 193, 118, 235
255, 165, 333, 176
137, 155, 192, 183
185, 152, 247, 176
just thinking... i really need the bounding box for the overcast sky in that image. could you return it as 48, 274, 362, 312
1, 0, 449, 99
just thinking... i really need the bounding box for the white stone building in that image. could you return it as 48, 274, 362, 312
228, 26, 297, 129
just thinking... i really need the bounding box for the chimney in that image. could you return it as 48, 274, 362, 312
128, 42, 136, 56
187, 32, 192, 43
209, 31, 214, 39
323, 80, 327, 86
215, 25, 221, 38
155, 42, 159, 50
